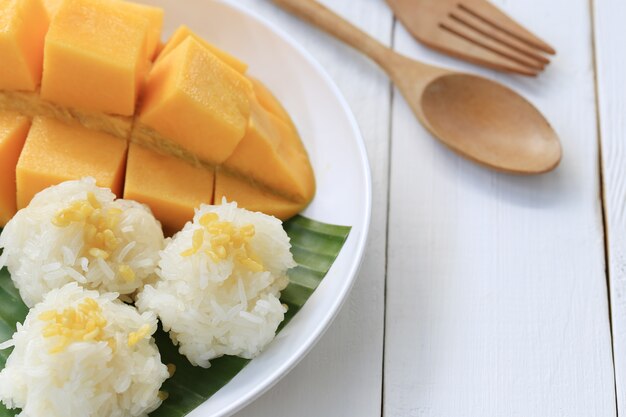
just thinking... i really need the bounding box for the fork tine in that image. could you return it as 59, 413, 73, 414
424, 29, 540, 76
449, 12, 550, 65
459, 0, 555, 55
440, 21, 545, 71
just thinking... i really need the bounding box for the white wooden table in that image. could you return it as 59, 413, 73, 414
235, 1, 625, 415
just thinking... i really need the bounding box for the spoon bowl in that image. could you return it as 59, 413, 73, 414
419, 73, 561, 173
273, 0, 562, 174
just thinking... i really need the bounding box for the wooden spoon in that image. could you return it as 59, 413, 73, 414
272, 0, 561, 174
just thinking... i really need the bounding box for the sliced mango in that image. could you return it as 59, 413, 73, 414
157, 25, 247, 74
113, 0, 164, 60
223, 100, 315, 203
124, 143, 214, 233
0, 0, 49, 91
40, 0, 150, 116
42, 0, 163, 60
0, 111, 30, 225
248, 77, 295, 129
16, 117, 128, 208
138, 37, 252, 164
215, 171, 304, 221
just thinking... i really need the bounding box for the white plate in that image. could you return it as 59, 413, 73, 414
137, 0, 372, 415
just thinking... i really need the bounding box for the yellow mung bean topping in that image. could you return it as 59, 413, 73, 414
181, 212, 264, 272
52, 192, 127, 277
39, 298, 114, 354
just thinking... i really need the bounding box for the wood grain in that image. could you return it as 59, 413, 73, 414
384, 0, 616, 416
234, 1, 392, 416
593, 0, 626, 413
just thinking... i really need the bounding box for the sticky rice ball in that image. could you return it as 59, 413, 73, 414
0, 178, 165, 307
0, 283, 170, 417
136, 201, 296, 368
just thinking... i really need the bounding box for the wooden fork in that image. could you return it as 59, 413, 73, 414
386, 0, 556, 76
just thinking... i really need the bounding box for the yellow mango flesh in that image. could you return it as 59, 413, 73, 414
249, 77, 295, 129
138, 37, 252, 164
41, 0, 62, 17
215, 171, 303, 221
224, 100, 315, 203
40, 0, 149, 116
16, 116, 128, 208
112, 0, 163, 60
42, 0, 163, 60
124, 143, 215, 234
0, 4, 314, 227
157, 25, 248, 74
0, 0, 49, 91
0, 111, 30, 226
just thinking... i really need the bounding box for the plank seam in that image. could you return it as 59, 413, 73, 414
381, 16, 398, 417
589, 0, 619, 415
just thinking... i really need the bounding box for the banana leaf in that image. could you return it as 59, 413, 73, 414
0, 215, 351, 417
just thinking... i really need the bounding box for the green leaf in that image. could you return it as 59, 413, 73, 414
0, 215, 351, 417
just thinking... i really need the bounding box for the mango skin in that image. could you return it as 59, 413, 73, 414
16, 116, 128, 209
0, 0, 49, 91
40, 0, 150, 116
124, 143, 215, 234
0, 111, 30, 226
139, 37, 252, 165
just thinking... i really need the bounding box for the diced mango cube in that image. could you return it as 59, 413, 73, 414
0, 111, 31, 225
113, 0, 163, 60
16, 117, 128, 208
124, 143, 214, 233
138, 37, 252, 164
0, 0, 49, 91
157, 25, 247, 74
215, 171, 304, 221
40, 0, 150, 116
42, 0, 162, 60
248, 77, 295, 129
224, 100, 315, 203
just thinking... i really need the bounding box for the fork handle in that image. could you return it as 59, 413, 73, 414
272, 0, 394, 68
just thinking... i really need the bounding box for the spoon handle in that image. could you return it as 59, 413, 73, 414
272, 0, 394, 69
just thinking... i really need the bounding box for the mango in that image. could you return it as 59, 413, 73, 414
138, 37, 252, 164
157, 25, 247, 74
0, 0, 49, 91
0, 3, 315, 227
16, 117, 128, 209
223, 100, 315, 203
249, 77, 295, 129
40, 0, 150, 116
214, 171, 303, 221
113, 0, 163, 60
124, 143, 214, 233
0, 111, 30, 226
41, 0, 62, 17
41, 0, 163, 60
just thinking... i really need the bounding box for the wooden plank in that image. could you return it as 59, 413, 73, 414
234, 1, 392, 416
384, 0, 616, 415
594, 0, 626, 413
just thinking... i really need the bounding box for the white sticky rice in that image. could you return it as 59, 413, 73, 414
0, 178, 165, 307
136, 201, 295, 368
0, 283, 169, 417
